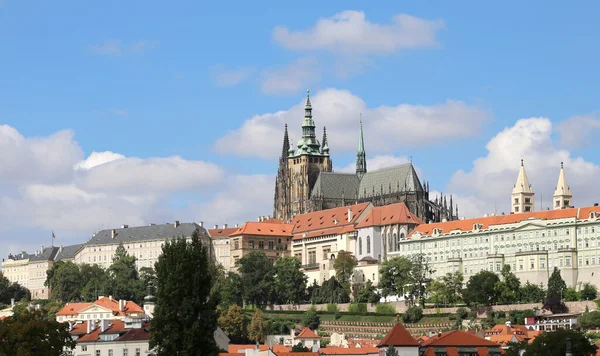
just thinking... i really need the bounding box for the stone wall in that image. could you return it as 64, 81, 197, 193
269, 300, 597, 317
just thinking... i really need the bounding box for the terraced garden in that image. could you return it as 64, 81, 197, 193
318, 318, 453, 339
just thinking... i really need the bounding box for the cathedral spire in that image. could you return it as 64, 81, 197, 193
322, 126, 329, 155
295, 90, 321, 155
553, 161, 572, 210
356, 115, 367, 178
304, 89, 312, 118
281, 124, 290, 159
511, 159, 534, 213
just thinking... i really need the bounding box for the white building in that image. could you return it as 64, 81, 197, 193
56, 296, 145, 323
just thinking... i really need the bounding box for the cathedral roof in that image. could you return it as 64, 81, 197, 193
358, 163, 422, 198
311, 172, 360, 200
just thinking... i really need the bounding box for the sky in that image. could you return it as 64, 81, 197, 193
1, 1, 600, 259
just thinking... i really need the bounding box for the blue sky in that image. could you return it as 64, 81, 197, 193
1, 1, 599, 257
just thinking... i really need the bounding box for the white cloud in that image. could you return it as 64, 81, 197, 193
90, 40, 122, 56
447, 117, 600, 218
260, 57, 321, 95
273, 11, 444, 55
131, 40, 159, 53
210, 64, 255, 87
0, 125, 229, 259
557, 114, 600, 149
214, 88, 489, 159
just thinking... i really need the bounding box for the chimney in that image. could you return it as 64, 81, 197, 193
41, 245, 44, 252
257, 216, 261, 222
174, 221, 180, 228
442, 218, 448, 223
198, 221, 204, 227
213, 225, 218, 230
121, 224, 128, 228
109, 295, 113, 300
101, 319, 110, 333
235, 223, 239, 228
111, 229, 116, 239
222, 224, 228, 229
10, 298, 14, 307
119, 299, 126, 312
347, 208, 353, 222
87, 320, 94, 334
98, 295, 104, 300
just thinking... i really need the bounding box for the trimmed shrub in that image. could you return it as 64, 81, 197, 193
326, 304, 339, 313
375, 303, 397, 315
456, 307, 470, 320
348, 303, 368, 313
402, 306, 423, 324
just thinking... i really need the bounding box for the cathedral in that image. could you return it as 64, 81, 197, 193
273, 91, 457, 223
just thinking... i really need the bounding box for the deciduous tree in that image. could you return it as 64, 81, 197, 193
149, 231, 219, 356
525, 328, 597, 356
354, 280, 380, 304
333, 251, 357, 290
495, 264, 521, 304
106, 243, 144, 303
520, 282, 545, 303
301, 306, 320, 330
311, 277, 349, 304
239, 251, 275, 307
407, 254, 435, 307
274, 256, 307, 305
582, 283, 598, 301
218, 305, 246, 342
45, 261, 82, 302
463, 271, 499, 306
248, 309, 269, 343
379, 257, 412, 298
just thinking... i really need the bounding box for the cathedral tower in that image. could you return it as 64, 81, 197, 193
511, 159, 534, 213
553, 162, 572, 210
356, 118, 367, 179
273, 90, 332, 220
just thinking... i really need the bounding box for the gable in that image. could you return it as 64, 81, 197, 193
78, 304, 114, 314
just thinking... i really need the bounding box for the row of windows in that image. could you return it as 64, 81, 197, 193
79, 346, 141, 356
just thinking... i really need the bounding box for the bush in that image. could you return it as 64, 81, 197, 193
375, 303, 397, 315
402, 306, 423, 324
348, 303, 368, 313
301, 306, 320, 330
456, 307, 469, 320
326, 304, 339, 313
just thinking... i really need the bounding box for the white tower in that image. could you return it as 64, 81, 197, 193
553, 162, 572, 210
511, 159, 535, 213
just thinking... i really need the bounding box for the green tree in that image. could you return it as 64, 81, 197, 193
385, 345, 399, 356
505, 340, 528, 356
520, 282, 546, 303
45, 261, 82, 302
579, 310, 600, 330
106, 243, 144, 303
354, 280, 381, 304
248, 309, 269, 343
427, 279, 446, 307
219, 272, 244, 308
139, 266, 158, 289
218, 305, 246, 342
463, 271, 500, 306
292, 342, 310, 352
524, 328, 597, 356
440, 271, 464, 305
544, 267, 567, 313
239, 251, 275, 307
80, 264, 108, 301
311, 277, 349, 304
582, 283, 598, 301
0, 273, 29, 307
407, 254, 435, 307
149, 232, 219, 356
333, 251, 357, 290
301, 306, 320, 330
379, 256, 412, 298
565, 287, 581, 302
402, 305, 423, 324
0, 310, 76, 355
273, 256, 307, 305
495, 265, 521, 304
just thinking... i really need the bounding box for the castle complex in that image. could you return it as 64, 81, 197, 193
273, 91, 457, 224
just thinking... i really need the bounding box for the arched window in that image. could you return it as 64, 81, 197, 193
358, 237, 363, 255
388, 233, 393, 252
367, 236, 371, 254
393, 233, 398, 252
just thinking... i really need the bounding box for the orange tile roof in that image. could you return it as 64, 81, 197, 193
56, 297, 143, 317
355, 202, 424, 228
376, 322, 419, 347
421, 347, 496, 356
74, 320, 129, 342
56, 302, 90, 316
296, 327, 320, 339
278, 353, 319, 356
292, 202, 371, 238
230, 222, 294, 237
319, 347, 378, 355
208, 227, 239, 237
228, 344, 290, 353
422, 330, 499, 347
410, 206, 600, 238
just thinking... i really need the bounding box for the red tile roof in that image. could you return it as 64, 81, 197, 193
208, 227, 239, 238
292, 203, 371, 240
228, 344, 290, 353
115, 327, 151, 341
410, 205, 600, 238
319, 347, 378, 355
56, 303, 89, 316
355, 202, 424, 228
296, 327, 320, 339
422, 330, 499, 347
376, 323, 419, 347
56, 297, 143, 317
230, 222, 294, 237
421, 347, 495, 356
277, 353, 319, 356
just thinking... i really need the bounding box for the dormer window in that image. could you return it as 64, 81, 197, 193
590, 211, 598, 220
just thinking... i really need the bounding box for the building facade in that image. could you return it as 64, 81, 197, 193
273, 92, 457, 224
208, 224, 238, 271
229, 220, 293, 271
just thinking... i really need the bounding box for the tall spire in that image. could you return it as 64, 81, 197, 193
553, 161, 573, 210
356, 115, 367, 178
281, 124, 290, 158
322, 126, 329, 155
295, 90, 321, 155
511, 159, 535, 213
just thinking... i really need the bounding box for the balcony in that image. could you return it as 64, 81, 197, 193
301, 263, 319, 270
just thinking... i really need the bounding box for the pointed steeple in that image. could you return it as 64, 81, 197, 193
295, 89, 321, 155
553, 161, 573, 210
356, 115, 367, 178
281, 124, 290, 158
322, 126, 329, 155
511, 159, 535, 213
